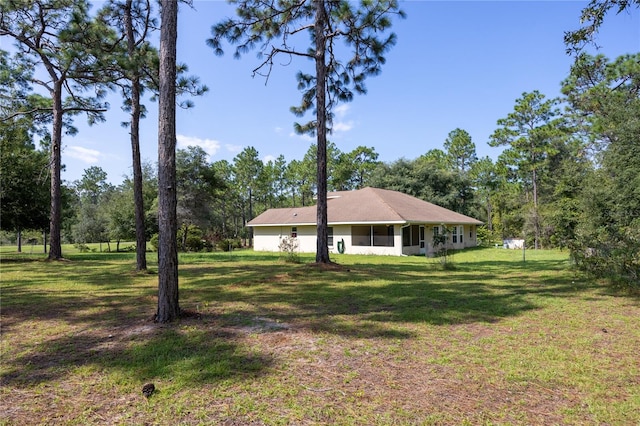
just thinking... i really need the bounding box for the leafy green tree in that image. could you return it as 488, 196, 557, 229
562, 53, 640, 286
71, 166, 114, 246
1, 0, 117, 260
564, 0, 640, 53
489, 91, 562, 249
444, 128, 477, 174
489, 163, 526, 241
210, 0, 404, 263
0, 120, 50, 252
74, 166, 112, 204
232, 146, 263, 246
96, 0, 158, 269
469, 156, 499, 231
418, 149, 449, 171
106, 187, 135, 251
538, 138, 592, 249
0, 49, 50, 252
262, 155, 289, 208
176, 146, 220, 250
333, 145, 380, 190
211, 160, 239, 239
285, 158, 315, 207
370, 156, 474, 215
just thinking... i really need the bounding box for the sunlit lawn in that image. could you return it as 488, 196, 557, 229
1, 246, 639, 425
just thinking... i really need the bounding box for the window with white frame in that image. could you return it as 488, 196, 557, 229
459, 226, 464, 244
327, 227, 334, 246
291, 227, 297, 238
452, 226, 458, 243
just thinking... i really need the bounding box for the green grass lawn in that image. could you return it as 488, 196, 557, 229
1, 247, 639, 425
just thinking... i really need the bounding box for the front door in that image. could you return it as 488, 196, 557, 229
419, 225, 426, 255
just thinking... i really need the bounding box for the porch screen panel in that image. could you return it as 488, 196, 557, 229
373, 225, 394, 247
352, 226, 372, 246
411, 225, 419, 246
402, 226, 410, 246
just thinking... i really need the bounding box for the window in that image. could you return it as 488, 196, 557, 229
411, 225, 419, 246
419, 226, 425, 249
459, 226, 464, 244
403, 225, 420, 247
291, 227, 297, 238
433, 226, 439, 237
352, 225, 394, 247
352, 226, 371, 246
402, 226, 410, 246
327, 227, 334, 246
452, 226, 458, 243
373, 225, 394, 247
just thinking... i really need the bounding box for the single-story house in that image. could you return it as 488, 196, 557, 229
248, 187, 483, 256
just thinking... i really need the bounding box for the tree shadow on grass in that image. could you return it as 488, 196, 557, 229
180, 259, 549, 336
1, 316, 273, 389
1, 257, 274, 390
0, 249, 604, 391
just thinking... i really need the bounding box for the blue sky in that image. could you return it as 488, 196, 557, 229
13, 1, 640, 184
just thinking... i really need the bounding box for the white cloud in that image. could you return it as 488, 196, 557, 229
333, 120, 354, 132
334, 104, 350, 118
263, 154, 276, 164
289, 131, 315, 142
225, 144, 243, 154
176, 134, 221, 158
66, 146, 101, 164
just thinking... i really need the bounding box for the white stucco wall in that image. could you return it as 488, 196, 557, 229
253, 224, 403, 256
425, 224, 478, 255
252, 223, 477, 256
252, 225, 317, 253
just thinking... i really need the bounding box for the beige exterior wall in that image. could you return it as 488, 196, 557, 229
253, 223, 477, 256
424, 224, 478, 255
253, 224, 403, 256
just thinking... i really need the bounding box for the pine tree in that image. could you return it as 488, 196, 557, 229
209, 0, 404, 264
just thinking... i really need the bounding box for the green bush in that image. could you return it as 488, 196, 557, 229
216, 239, 233, 252
476, 226, 500, 247
74, 243, 90, 253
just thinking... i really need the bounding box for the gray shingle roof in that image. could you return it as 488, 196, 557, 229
248, 187, 483, 226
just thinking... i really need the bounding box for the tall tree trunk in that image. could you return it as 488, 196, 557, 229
125, 0, 147, 271
532, 167, 540, 250
48, 81, 64, 260
314, 0, 330, 264
248, 187, 253, 247
156, 0, 180, 323
17, 228, 22, 253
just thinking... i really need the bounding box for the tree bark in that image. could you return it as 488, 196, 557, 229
125, 0, 148, 271
314, 0, 330, 264
156, 0, 180, 323
48, 81, 64, 260
532, 167, 540, 250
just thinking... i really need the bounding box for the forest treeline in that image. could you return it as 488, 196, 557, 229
1, 0, 638, 289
